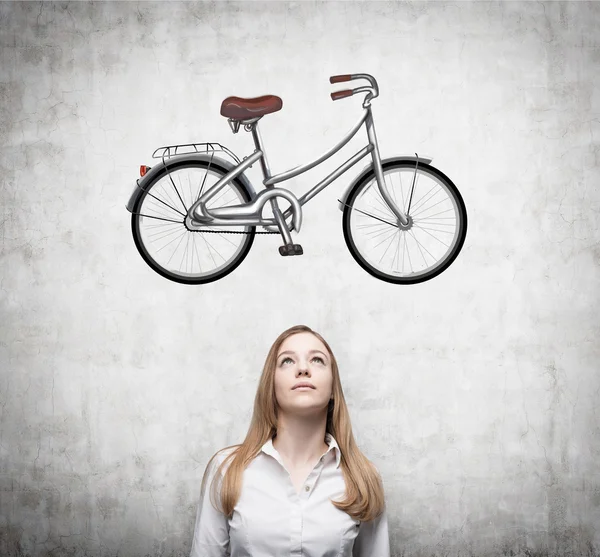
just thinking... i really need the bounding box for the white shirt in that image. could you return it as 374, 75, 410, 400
190, 433, 390, 557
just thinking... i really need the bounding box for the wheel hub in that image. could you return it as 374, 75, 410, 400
184, 215, 202, 231
184, 215, 214, 232
397, 214, 414, 231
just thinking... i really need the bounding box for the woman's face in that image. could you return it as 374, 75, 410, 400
273, 332, 334, 416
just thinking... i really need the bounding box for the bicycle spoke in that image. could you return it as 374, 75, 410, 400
142, 189, 186, 218
193, 235, 203, 273
358, 182, 392, 217
378, 229, 399, 264
208, 185, 237, 208
407, 181, 437, 214
180, 233, 190, 273
392, 228, 401, 272
195, 152, 214, 204
144, 204, 183, 226
177, 172, 188, 212
136, 213, 183, 224
200, 234, 222, 267
186, 234, 194, 274
144, 221, 180, 230
359, 225, 393, 237
186, 173, 193, 211
373, 228, 398, 251
412, 223, 451, 248
187, 233, 194, 273
413, 223, 457, 234
157, 181, 186, 217
413, 219, 456, 227
404, 232, 413, 274
146, 197, 175, 215
203, 229, 241, 248
153, 229, 186, 253
185, 234, 194, 273
409, 185, 440, 217
408, 228, 435, 266
149, 226, 186, 243
163, 230, 188, 264
366, 225, 399, 240
348, 204, 397, 227
401, 231, 406, 273
356, 222, 390, 230
369, 186, 396, 218
152, 181, 179, 216
414, 207, 456, 220
166, 166, 188, 212
411, 195, 449, 219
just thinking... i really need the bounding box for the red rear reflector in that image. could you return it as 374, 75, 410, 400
140, 165, 150, 177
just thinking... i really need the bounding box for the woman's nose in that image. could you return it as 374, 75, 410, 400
297, 359, 309, 374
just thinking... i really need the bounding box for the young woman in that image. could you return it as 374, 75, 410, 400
190, 325, 390, 557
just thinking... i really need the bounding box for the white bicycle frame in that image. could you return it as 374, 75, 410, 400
185, 74, 409, 245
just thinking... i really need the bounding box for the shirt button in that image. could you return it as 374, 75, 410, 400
305, 485, 310, 491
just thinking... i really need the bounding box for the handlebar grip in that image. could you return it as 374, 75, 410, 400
331, 89, 354, 101
330, 75, 352, 84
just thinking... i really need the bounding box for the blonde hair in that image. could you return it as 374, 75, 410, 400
199, 325, 386, 522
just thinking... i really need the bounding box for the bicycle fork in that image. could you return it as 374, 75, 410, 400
365, 110, 410, 227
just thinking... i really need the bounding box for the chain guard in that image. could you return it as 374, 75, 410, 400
190, 227, 279, 235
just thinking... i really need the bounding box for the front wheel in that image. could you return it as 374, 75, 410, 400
342, 160, 467, 284
131, 160, 256, 285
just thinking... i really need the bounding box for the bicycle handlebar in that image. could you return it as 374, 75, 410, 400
330, 74, 352, 83
331, 89, 354, 101
329, 73, 379, 103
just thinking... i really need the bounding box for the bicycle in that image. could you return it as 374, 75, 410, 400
125, 73, 467, 285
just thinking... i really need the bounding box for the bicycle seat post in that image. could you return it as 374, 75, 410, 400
249, 121, 272, 182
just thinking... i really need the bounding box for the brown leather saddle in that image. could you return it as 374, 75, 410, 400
220, 95, 283, 120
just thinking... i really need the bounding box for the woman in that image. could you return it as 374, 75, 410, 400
190, 325, 390, 557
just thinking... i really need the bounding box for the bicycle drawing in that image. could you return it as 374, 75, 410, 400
125, 73, 467, 285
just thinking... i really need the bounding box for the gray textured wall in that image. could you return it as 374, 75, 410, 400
1, 1, 599, 556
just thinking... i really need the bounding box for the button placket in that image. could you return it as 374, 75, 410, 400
305, 466, 320, 494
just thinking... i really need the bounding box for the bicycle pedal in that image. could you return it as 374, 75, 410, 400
279, 244, 304, 256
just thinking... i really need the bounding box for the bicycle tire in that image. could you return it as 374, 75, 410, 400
342, 160, 467, 284
131, 159, 256, 285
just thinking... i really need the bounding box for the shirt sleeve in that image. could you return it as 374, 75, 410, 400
190, 452, 231, 557
352, 503, 391, 557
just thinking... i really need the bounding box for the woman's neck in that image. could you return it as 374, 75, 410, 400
272, 414, 329, 468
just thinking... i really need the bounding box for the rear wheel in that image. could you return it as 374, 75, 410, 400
342, 160, 467, 284
131, 160, 255, 284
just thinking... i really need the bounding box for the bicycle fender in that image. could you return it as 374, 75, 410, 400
337, 155, 433, 211
125, 153, 257, 213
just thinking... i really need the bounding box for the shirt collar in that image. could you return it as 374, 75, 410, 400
261, 432, 341, 469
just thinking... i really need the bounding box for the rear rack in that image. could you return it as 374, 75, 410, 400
152, 142, 241, 165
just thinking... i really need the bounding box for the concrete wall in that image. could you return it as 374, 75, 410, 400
1, 1, 599, 556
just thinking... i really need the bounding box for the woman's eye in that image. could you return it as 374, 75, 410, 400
280, 356, 325, 365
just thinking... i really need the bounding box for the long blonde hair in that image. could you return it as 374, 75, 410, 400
199, 325, 386, 522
